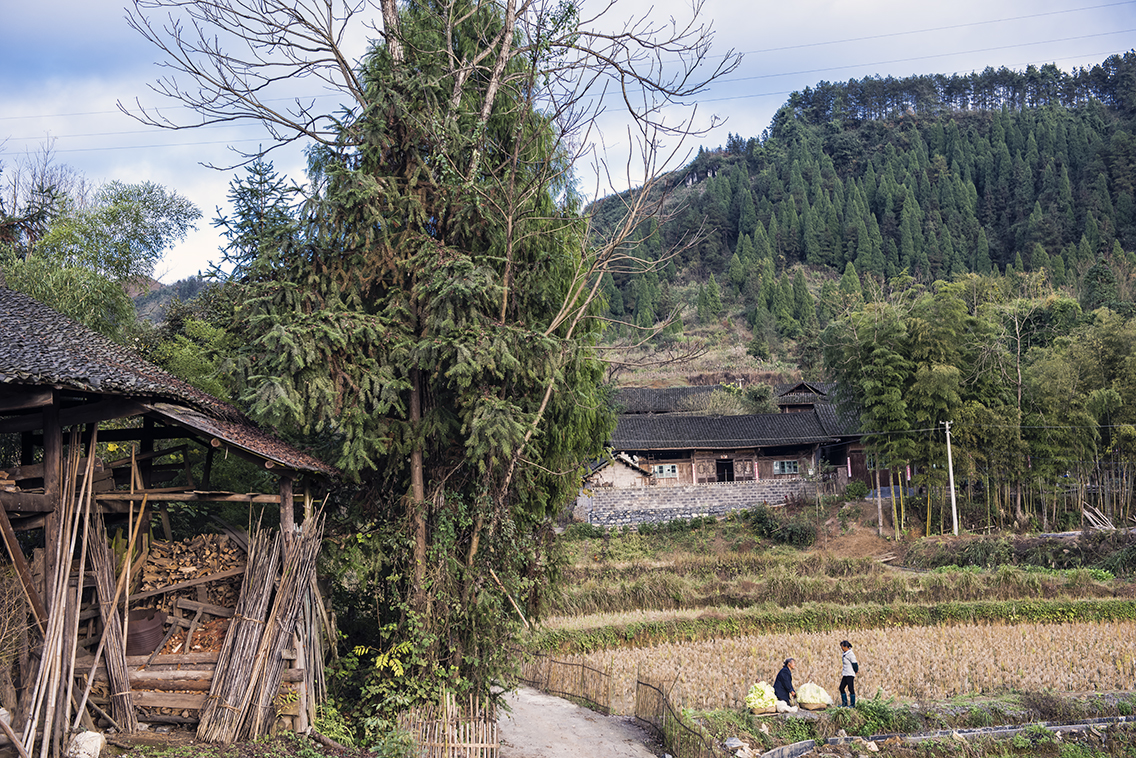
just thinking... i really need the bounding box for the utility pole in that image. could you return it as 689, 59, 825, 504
943, 421, 958, 536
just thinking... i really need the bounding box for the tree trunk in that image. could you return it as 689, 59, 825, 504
874, 468, 883, 537
409, 369, 427, 614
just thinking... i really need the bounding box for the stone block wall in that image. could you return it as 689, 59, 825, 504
576, 479, 815, 528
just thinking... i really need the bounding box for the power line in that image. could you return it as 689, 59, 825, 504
733, 0, 1136, 56
719, 32, 1135, 86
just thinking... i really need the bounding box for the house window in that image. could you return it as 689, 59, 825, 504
772, 460, 799, 475
652, 464, 678, 479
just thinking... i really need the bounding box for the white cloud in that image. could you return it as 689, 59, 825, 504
3, 0, 1134, 283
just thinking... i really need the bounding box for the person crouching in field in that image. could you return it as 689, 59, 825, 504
839, 640, 858, 707
774, 658, 798, 713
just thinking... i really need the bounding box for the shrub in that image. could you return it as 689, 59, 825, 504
854, 695, 922, 736
777, 517, 817, 549
741, 505, 816, 548
562, 523, 606, 540
772, 716, 815, 743
844, 481, 869, 500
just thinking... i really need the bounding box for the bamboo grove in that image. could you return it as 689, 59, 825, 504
821, 271, 1136, 536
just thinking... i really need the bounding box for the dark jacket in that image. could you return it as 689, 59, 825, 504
774, 665, 794, 702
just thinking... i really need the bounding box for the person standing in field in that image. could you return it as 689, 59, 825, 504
839, 640, 858, 707
774, 657, 798, 713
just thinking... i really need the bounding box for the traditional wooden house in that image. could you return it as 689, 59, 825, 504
609, 409, 838, 486
0, 286, 336, 753
597, 383, 866, 489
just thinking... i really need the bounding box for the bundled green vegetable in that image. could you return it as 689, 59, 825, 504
745, 681, 777, 711
797, 681, 832, 705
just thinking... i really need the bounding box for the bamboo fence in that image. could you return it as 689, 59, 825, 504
398, 691, 497, 758
517, 651, 611, 714
634, 675, 725, 758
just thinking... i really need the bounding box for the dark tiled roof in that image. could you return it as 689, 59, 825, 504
815, 401, 860, 437
1, 287, 240, 421
775, 381, 835, 406
612, 410, 836, 450
614, 386, 719, 414
145, 403, 335, 476
0, 287, 335, 477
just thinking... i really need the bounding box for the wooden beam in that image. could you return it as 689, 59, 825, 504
280, 476, 294, 538
0, 389, 53, 413
0, 492, 51, 512
42, 395, 60, 503
104, 445, 187, 469
97, 491, 283, 503
0, 398, 147, 435
175, 598, 234, 618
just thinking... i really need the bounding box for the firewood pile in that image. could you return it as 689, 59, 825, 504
139, 533, 245, 617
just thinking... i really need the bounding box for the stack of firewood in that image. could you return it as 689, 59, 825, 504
0, 471, 15, 492
140, 534, 244, 611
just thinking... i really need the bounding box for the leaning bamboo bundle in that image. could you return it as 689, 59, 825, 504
241, 515, 323, 739
196, 528, 280, 743
21, 429, 81, 758
86, 512, 138, 733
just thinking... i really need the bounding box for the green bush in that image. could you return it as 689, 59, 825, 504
740, 506, 816, 548
562, 522, 606, 540
844, 481, 869, 500
777, 517, 817, 549
854, 695, 922, 736
772, 716, 815, 743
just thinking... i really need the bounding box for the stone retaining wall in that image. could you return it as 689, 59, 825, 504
576, 479, 815, 528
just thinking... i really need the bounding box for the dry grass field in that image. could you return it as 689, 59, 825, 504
563, 620, 1136, 715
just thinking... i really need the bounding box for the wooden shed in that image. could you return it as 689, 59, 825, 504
0, 286, 337, 755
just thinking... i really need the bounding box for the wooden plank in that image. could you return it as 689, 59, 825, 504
90, 666, 302, 684
176, 598, 234, 618
78, 651, 220, 669
128, 691, 205, 709
0, 492, 52, 513
127, 567, 244, 603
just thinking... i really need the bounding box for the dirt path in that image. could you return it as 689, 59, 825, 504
498, 687, 659, 758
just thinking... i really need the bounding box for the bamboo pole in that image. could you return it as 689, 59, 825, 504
72, 498, 147, 732
65, 427, 98, 732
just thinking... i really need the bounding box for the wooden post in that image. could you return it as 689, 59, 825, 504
279, 477, 294, 539
42, 394, 61, 614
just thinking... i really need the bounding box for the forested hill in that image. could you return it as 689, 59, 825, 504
593, 52, 1136, 357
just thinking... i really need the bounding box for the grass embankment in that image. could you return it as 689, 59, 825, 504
544, 515, 1136, 653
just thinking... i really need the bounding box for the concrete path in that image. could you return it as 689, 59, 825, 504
497, 687, 659, 758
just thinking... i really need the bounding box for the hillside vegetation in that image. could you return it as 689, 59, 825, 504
593, 53, 1136, 368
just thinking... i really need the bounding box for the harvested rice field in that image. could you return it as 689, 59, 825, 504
565, 620, 1136, 715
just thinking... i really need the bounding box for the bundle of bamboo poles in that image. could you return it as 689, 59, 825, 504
242, 514, 323, 739
20, 427, 100, 758
83, 509, 139, 733
196, 527, 280, 743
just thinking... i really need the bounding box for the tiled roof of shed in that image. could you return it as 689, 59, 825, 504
612, 410, 836, 450
0, 287, 335, 476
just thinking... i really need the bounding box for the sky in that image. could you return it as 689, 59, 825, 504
1, 0, 1134, 284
